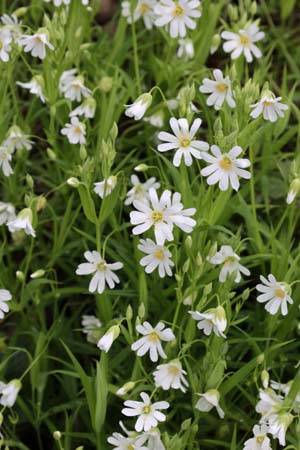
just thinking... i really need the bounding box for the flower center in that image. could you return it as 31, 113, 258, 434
224, 256, 236, 266
134, 184, 142, 193
256, 435, 265, 443
217, 82, 228, 92
34, 35, 43, 44
180, 137, 190, 148
263, 100, 272, 107
0, 40, 3, 50
240, 34, 250, 45
173, 5, 184, 16
127, 445, 134, 450
148, 331, 160, 343
154, 249, 164, 260
142, 404, 151, 414
97, 261, 107, 271
168, 365, 180, 376
139, 3, 149, 14
220, 156, 232, 170
74, 126, 82, 134
151, 211, 163, 223
0, 152, 7, 160
275, 288, 285, 299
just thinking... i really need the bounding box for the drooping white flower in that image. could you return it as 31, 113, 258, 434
44, 0, 71, 6
0, 289, 12, 319
122, 391, 169, 432
199, 69, 236, 110
17, 75, 46, 103
107, 428, 148, 450
125, 93, 152, 121
121, 0, 156, 30
0, 202, 16, 226
0, 27, 12, 62
189, 305, 227, 338
61, 117, 86, 145
81, 315, 102, 344
94, 176, 117, 199
125, 175, 160, 206
155, 0, 201, 39
7, 208, 36, 237
267, 413, 293, 447
143, 111, 164, 128
221, 23, 264, 63
138, 238, 174, 278
61, 75, 92, 102
0, 379, 21, 407
76, 250, 123, 294
1, 14, 22, 43
4, 125, 33, 152
195, 389, 224, 418
256, 388, 283, 419
97, 325, 120, 353
70, 97, 96, 119
201, 145, 251, 191
59, 68, 77, 94
153, 359, 189, 392
177, 38, 194, 59
256, 274, 293, 316
19, 29, 54, 59
144, 429, 166, 450
157, 118, 209, 167
270, 379, 300, 412
242, 424, 272, 450
208, 245, 250, 283
286, 178, 300, 204
130, 188, 196, 245
250, 91, 288, 123
131, 321, 175, 362
0, 147, 13, 177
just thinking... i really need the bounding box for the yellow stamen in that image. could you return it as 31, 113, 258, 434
173, 5, 184, 16
148, 332, 160, 343
256, 436, 265, 443
74, 126, 82, 134
152, 211, 163, 223
224, 256, 236, 266
275, 288, 285, 299
154, 249, 164, 260
217, 82, 228, 92
263, 101, 272, 107
240, 34, 250, 45
180, 137, 191, 148
97, 261, 107, 271
142, 405, 151, 414
139, 3, 149, 14
220, 156, 232, 170
168, 365, 180, 376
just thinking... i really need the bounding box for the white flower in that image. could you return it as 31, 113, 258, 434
286, 179, 300, 204
267, 412, 293, 446
0, 289, 11, 319
4, 125, 33, 152
62, 75, 92, 102
59, 68, 77, 94
17, 76, 46, 103
153, 359, 189, 392
144, 429, 166, 450
1, 14, 22, 43
121, 0, 156, 30
157, 118, 209, 167
256, 274, 293, 316
125, 175, 160, 206
108, 429, 148, 450
256, 388, 283, 418
243, 424, 272, 450
155, 0, 201, 39
130, 188, 196, 245
250, 91, 288, 123
0, 146, 13, 176
0, 379, 21, 407
0, 27, 12, 62
195, 389, 224, 418
94, 176, 117, 199
76, 250, 123, 294
0, 202, 16, 226
81, 315, 102, 343
61, 117, 86, 145
122, 392, 169, 432
201, 145, 251, 191
70, 97, 96, 118
125, 93, 152, 120
143, 111, 164, 128
221, 23, 264, 63
131, 321, 175, 362
19, 29, 54, 59
138, 238, 174, 278
189, 305, 227, 338
7, 208, 36, 237
44, 0, 71, 6
97, 325, 120, 353
177, 38, 194, 59
208, 245, 250, 283
199, 69, 236, 110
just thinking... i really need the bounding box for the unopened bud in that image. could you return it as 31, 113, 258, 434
287, 178, 300, 204
257, 353, 265, 365
67, 177, 80, 188
185, 235, 192, 249
47, 148, 57, 160
26, 174, 34, 189
80, 145, 87, 160
138, 302, 145, 319
99, 76, 113, 93
261, 369, 269, 388
16, 270, 25, 281
30, 269, 45, 279
53, 430, 62, 440
116, 381, 135, 396
126, 304, 133, 321
134, 164, 149, 172
210, 34, 221, 55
